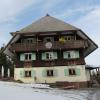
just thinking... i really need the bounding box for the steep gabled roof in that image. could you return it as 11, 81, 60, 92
18, 14, 79, 33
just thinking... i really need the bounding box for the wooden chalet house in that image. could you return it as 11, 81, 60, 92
4, 14, 98, 87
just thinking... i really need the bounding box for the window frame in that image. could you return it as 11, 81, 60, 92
44, 37, 54, 42
64, 36, 74, 41
24, 53, 32, 61
21, 38, 36, 43
69, 68, 76, 76
63, 50, 79, 59
45, 52, 54, 60
24, 70, 31, 77
46, 70, 54, 77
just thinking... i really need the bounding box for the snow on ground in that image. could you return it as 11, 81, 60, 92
1, 81, 50, 89
0, 81, 95, 100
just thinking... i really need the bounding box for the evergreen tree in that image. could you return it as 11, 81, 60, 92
0, 47, 14, 78
0, 47, 7, 77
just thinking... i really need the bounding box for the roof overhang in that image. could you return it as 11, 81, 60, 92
77, 30, 98, 57
86, 65, 100, 70
3, 34, 21, 58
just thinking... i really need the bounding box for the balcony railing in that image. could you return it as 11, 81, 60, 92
11, 40, 88, 52
15, 58, 85, 68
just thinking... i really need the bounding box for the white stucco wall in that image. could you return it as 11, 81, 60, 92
14, 65, 89, 83
85, 69, 90, 81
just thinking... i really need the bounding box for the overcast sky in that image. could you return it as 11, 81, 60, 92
0, 0, 100, 66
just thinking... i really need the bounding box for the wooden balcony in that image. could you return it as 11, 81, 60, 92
11, 40, 88, 52
15, 58, 85, 68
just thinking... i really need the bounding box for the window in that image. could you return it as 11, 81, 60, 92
22, 38, 36, 43
27, 38, 33, 43
25, 53, 32, 61
44, 37, 54, 42
47, 70, 54, 77
46, 52, 54, 60
25, 71, 31, 77
47, 38, 51, 42
64, 36, 74, 41
63, 51, 71, 59
63, 51, 79, 59
42, 52, 57, 60
46, 53, 50, 59
67, 52, 71, 58
69, 69, 76, 75
20, 53, 36, 61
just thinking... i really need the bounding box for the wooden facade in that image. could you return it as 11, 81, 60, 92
4, 15, 98, 87
10, 33, 87, 68
11, 40, 88, 52
15, 58, 85, 68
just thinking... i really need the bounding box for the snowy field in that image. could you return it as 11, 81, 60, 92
0, 81, 98, 100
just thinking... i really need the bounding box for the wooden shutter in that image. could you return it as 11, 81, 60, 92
20, 70, 24, 78
31, 53, 36, 60
54, 69, 58, 77
64, 69, 69, 76
53, 52, 57, 59
42, 70, 47, 77
42, 53, 46, 60
75, 51, 79, 58
76, 68, 81, 76
63, 51, 68, 59
70, 51, 75, 58
20, 53, 25, 61
31, 70, 36, 77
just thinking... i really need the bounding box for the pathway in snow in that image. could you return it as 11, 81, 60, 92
0, 81, 96, 100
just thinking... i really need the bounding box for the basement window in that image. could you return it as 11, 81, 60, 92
25, 71, 31, 77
